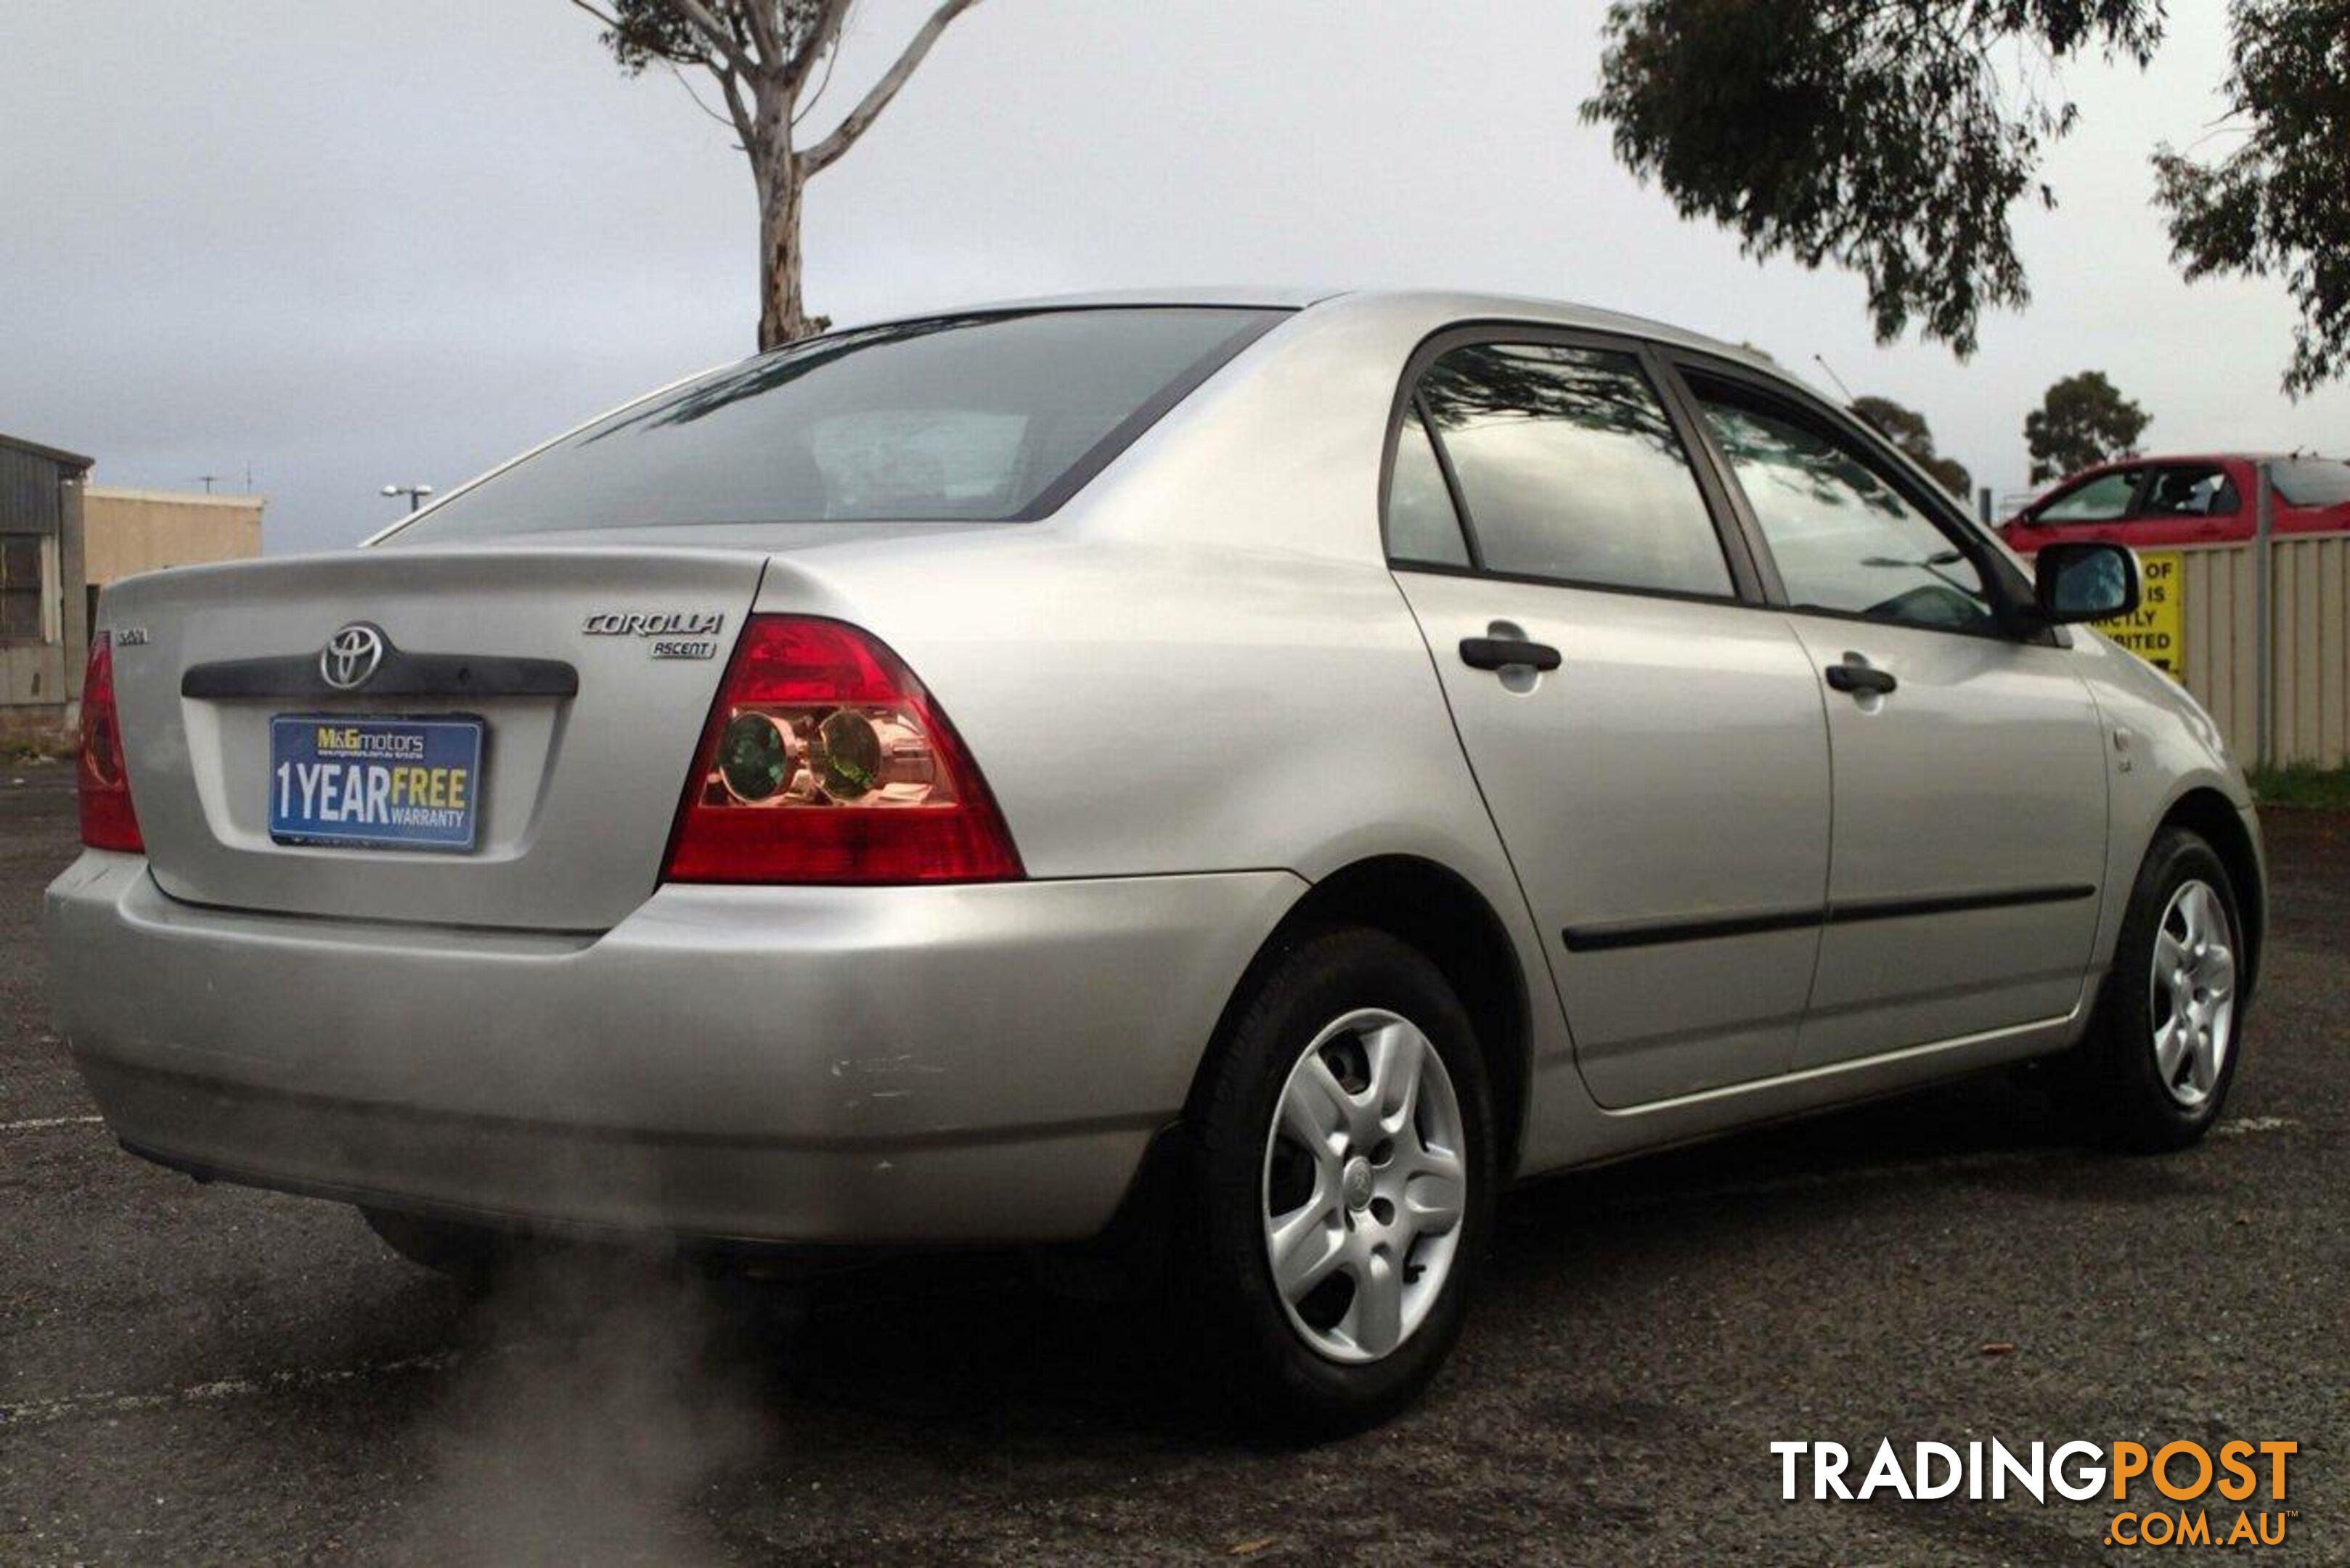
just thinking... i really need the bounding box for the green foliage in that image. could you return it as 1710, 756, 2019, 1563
1851, 395, 1972, 499
597, 0, 727, 73
1583, 1, 2161, 357
2248, 764, 2350, 812
2025, 371, 2150, 484
592, 1, 812, 74
2153, 1, 2350, 397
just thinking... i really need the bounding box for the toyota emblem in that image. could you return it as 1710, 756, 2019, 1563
320, 623, 387, 690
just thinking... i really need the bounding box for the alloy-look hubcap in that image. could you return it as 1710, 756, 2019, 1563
1260, 1008, 1468, 1365
2150, 878, 2237, 1110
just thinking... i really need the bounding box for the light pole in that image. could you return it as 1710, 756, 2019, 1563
380, 483, 434, 514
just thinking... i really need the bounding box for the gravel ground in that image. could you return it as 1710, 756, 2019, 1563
2, 761, 2342, 1564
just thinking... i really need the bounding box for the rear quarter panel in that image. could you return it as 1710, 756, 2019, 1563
741, 301, 1522, 894
731, 301, 1578, 1153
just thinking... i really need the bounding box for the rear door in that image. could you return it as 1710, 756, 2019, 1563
1677, 367, 2109, 1068
1389, 332, 1832, 1107
2125, 462, 2243, 546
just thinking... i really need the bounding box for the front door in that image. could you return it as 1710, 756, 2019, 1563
1386, 335, 1832, 1107
1684, 375, 2110, 1068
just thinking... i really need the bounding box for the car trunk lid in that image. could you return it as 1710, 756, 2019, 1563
100, 546, 768, 931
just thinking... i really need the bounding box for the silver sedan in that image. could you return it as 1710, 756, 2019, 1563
46, 290, 2263, 1431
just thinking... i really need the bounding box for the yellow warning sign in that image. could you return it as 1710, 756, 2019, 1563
2098, 551, 2184, 678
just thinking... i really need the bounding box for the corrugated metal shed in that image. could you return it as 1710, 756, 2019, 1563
1, 431, 95, 741
0, 433, 92, 535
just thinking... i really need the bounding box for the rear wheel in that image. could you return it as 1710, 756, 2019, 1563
1184, 927, 1493, 1435
2060, 829, 2248, 1151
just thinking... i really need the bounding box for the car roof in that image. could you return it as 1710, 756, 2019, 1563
836, 287, 1795, 383
2063, 453, 2317, 478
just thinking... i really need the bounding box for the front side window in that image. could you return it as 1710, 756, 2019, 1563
2135, 465, 2239, 518
2038, 470, 2141, 522
0, 535, 43, 642
1694, 384, 1999, 634
1415, 343, 1730, 596
393, 309, 1281, 539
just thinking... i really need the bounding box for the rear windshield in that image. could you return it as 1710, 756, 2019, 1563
393, 308, 1281, 539
2272, 457, 2350, 508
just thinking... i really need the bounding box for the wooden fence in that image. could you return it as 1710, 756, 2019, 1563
2171, 531, 2350, 768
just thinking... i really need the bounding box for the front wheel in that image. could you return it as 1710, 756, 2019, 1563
1184, 927, 1493, 1436
2060, 829, 2249, 1152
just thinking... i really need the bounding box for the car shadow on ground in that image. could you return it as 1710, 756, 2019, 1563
422, 1062, 2158, 1452
148, 1055, 2243, 1561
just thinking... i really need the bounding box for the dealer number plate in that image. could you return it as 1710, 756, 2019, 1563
268, 716, 484, 852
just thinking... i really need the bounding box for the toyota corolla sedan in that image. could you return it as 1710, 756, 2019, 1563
46, 290, 2264, 1431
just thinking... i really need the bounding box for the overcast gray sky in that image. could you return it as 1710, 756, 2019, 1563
4, 1, 2344, 554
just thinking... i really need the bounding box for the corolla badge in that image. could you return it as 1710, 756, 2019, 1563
582, 610, 725, 638
320, 623, 388, 690
583, 609, 726, 661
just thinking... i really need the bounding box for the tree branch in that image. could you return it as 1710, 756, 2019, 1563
564, 0, 624, 31
801, 0, 980, 175
792, 35, 843, 127
713, 62, 759, 154
664, 60, 742, 134
738, 0, 782, 67
667, 0, 752, 71
783, 0, 856, 102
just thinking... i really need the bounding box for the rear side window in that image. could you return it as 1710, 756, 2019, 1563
2136, 465, 2239, 518
2272, 457, 2350, 507
1385, 409, 1472, 568
393, 309, 1281, 539
1415, 343, 1731, 596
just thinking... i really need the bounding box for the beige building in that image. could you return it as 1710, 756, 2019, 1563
81, 486, 266, 629
0, 430, 263, 746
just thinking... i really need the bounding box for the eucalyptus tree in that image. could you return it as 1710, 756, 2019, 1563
573, 0, 983, 348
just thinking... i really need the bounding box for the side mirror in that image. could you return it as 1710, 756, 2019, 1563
2034, 542, 2141, 624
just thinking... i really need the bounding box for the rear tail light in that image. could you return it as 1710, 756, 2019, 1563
662, 616, 1022, 885
77, 634, 144, 852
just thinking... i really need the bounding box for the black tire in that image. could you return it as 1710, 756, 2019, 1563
2060, 829, 2249, 1153
1183, 926, 1495, 1437
359, 1205, 515, 1289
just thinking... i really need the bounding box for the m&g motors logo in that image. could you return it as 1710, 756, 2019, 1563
1774, 1439, 2301, 1548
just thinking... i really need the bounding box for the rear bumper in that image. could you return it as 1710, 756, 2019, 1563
45, 852, 1302, 1244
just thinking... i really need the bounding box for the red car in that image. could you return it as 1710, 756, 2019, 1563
2002, 453, 2350, 554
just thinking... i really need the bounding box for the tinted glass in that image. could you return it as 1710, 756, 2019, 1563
1386, 409, 1471, 567
2135, 465, 2237, 518
1418, 343, 1729, 595
1697, 388, 1999, 634
2039, 470, 2139, 521
396, 309, 1278, 539
2272, 457, 2350, 507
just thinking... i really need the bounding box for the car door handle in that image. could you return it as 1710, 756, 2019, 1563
1459, 637, 1562, 672
1825, 661, 1898, 696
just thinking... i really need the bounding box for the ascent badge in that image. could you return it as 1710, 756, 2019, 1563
583, 610, 725, 660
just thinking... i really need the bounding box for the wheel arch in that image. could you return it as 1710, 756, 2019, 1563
1191, 854, 1534, 1180
2154, 786, 2266, 1008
